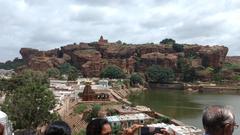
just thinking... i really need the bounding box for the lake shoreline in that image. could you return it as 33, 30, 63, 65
148, 82, 240, 94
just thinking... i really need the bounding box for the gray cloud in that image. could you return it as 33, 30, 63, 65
0, 0, 240, 62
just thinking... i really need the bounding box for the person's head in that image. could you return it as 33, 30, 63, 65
0, 123, 4, 135
45, 121, 71, 135
202, 105, 238, 135
86, 118, 112, 135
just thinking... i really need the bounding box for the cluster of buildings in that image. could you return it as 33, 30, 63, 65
49, 79, 112, 105
49, 78, 202, 135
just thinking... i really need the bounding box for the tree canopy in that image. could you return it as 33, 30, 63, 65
100, 65, 125, 79
58, 63, 79, 80
0, 58, 25, 70
130, 73, 143, 86
146, 65, 175, 83
2, 70, 58, 130
172, 43, 184, 52
160, 38, 176, 45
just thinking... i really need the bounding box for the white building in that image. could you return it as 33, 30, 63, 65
105, 113, 154, 128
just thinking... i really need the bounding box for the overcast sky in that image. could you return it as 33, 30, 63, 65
0, 0, 240, 62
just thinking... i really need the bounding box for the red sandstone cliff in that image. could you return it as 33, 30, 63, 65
19, 38, 229, 79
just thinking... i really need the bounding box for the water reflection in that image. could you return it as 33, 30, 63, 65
129, 90, 202, 119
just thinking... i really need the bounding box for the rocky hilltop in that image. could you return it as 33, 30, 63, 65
19, 36, 228, 78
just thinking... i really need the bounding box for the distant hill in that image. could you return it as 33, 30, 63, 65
225, 56, 240, 64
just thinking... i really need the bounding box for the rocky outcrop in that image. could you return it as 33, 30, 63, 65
138, 52, 178, 71
20, 48, 40, 61
28, 57, 65, 71
71, 50, 102, 68
19, 48, 66, 71
199, 46, 228, 68
81, 59, 108, 77
98, 44, 136, 59
19, 38, 229, 78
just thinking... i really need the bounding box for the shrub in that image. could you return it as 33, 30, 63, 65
100, 65, 125, 79
146, 65, 175, 83
130, 73, 143, 86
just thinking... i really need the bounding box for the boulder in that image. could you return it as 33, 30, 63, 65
98, 44, 136, 59
81, 59, 108, 77
27, 57, 65, 71
20, 48, 40, 61
199, 45, 228, 68
138, 52, 178, 71
71, 50, 102, 68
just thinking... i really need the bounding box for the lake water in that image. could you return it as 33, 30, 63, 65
128, 90, 240, 134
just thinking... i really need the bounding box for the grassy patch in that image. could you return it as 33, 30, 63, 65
223, 63, 240, 70
74, 104, 87, 114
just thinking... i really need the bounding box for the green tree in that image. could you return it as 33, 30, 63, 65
172, 43, 184, 52
67, 70, 78, 81
177, 57, 196, 82
160, 38, 176, 45
130, 73, 143, 86
2, 70, 57, 130
87, 104, 101, 122
100, 65, 125, 79
59, 63, 78, 75
146, 65, 175, 83
58, 63, 79, 80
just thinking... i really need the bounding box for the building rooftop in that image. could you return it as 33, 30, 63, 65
106, 113, 153, 122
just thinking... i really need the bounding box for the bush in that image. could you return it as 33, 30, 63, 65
160, 38, 176, 45
172, 44, 184, 52
87, 104, 102, 122
74, 104, 87, 114
130, 73, 143, 86
100, 65, 125, 79
146, 65, 175, 83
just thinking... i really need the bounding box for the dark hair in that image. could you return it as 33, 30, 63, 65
0, 123, 4, 135
86, 118, 110, 135
202, 105, 235, 134
45, 121, 71, 135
